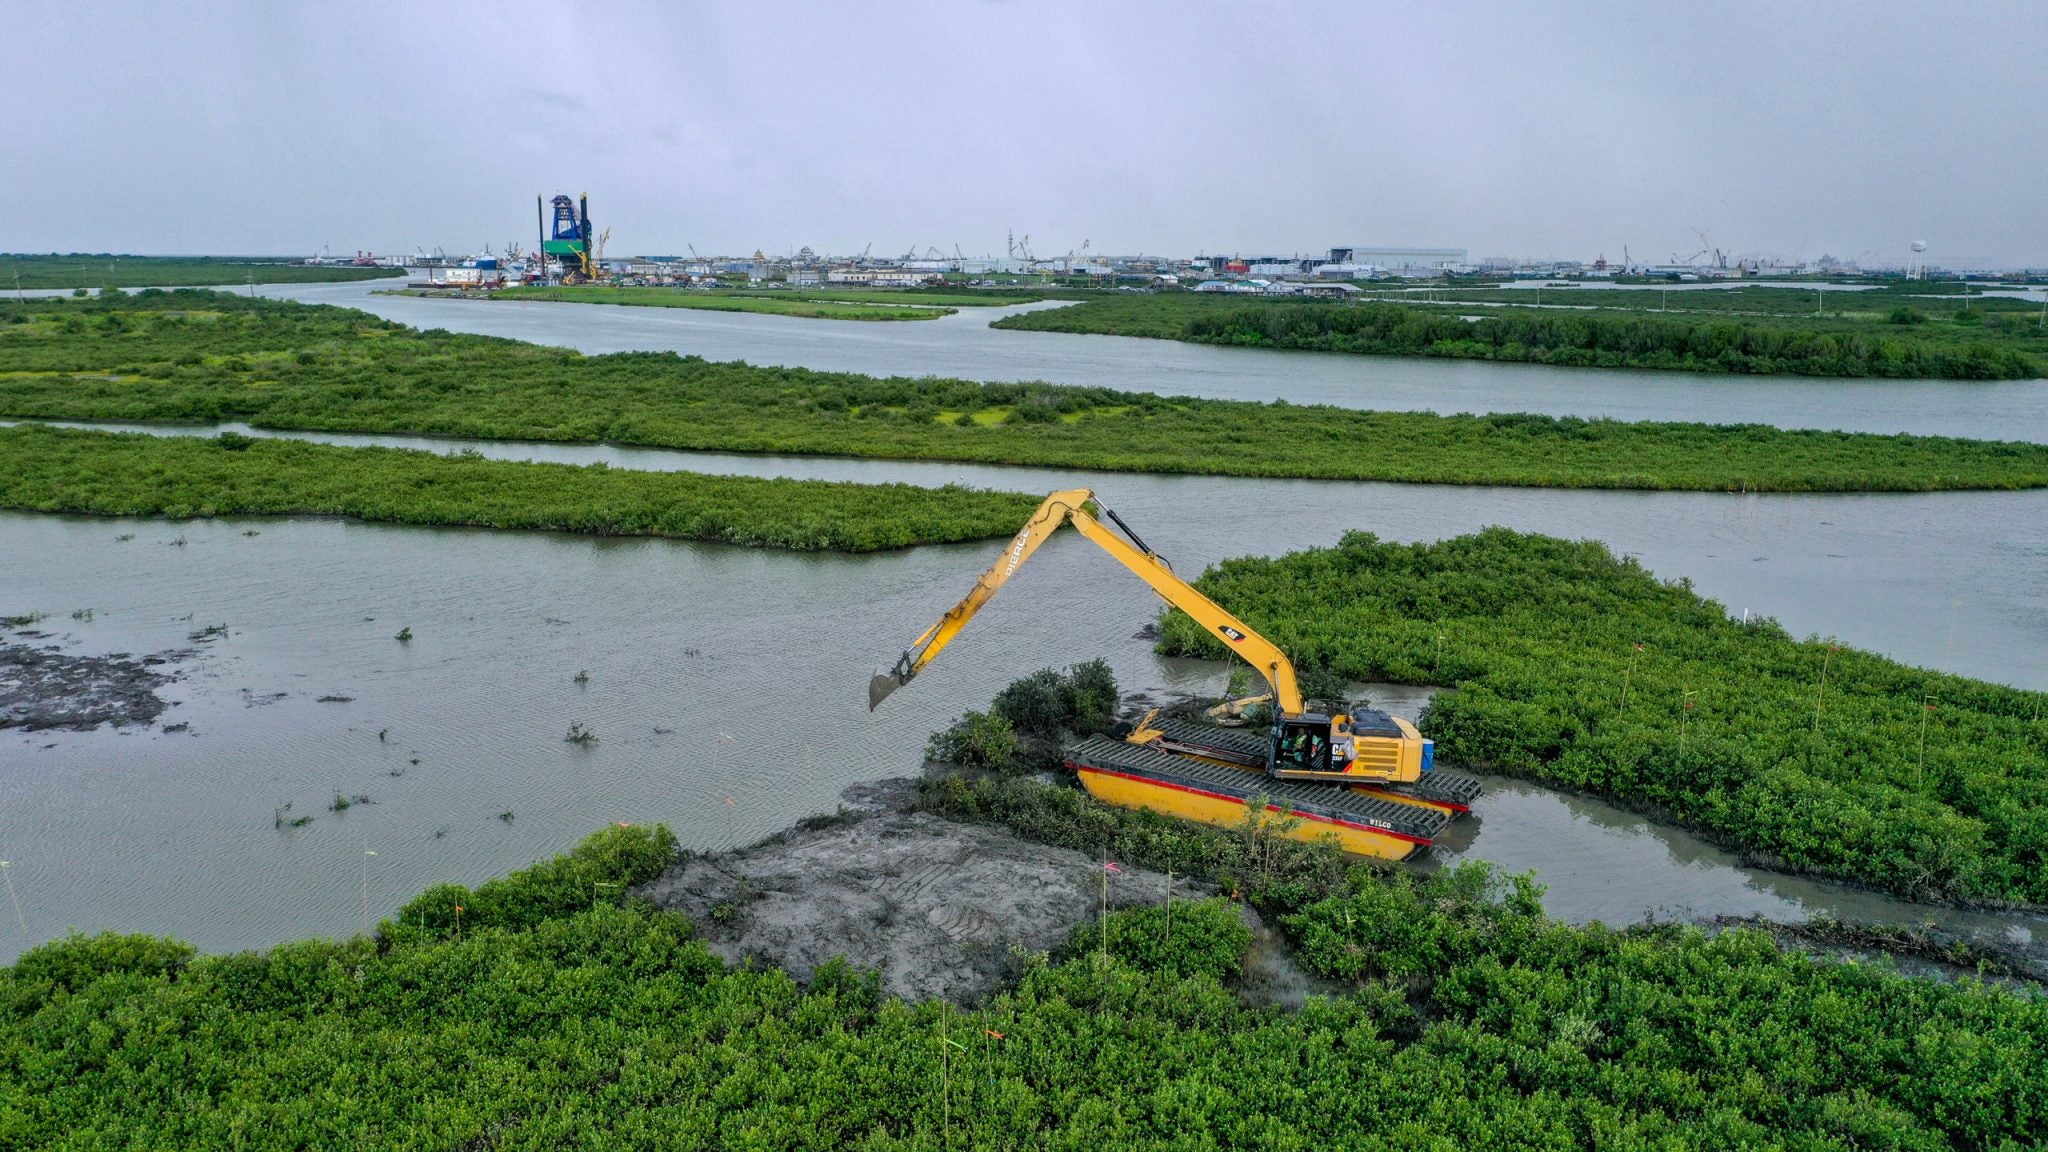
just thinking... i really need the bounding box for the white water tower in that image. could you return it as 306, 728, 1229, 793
1910, 240, 1928, 280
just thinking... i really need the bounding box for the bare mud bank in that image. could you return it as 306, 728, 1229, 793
638, 777, 1316, 1005
0, 639, 189, 730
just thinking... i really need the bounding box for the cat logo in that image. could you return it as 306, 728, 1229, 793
1221, 627, 1245, 642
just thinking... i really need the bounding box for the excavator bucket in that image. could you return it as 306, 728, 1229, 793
870, 648, 921, 711
868, 671, 906, 712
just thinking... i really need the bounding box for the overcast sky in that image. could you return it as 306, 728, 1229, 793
6, 1, 2044, 266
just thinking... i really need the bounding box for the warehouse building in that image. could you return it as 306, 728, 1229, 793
1324, 247, 1467, 274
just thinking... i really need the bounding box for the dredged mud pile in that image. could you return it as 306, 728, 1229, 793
1, 641, 184, 730
639, 778, 1253, 1004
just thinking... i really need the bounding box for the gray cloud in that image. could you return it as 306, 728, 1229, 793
5, 0, 2043, 266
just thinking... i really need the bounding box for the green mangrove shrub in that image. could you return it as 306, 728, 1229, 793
1157, 527, 2048, 905
2, 813, 2044, 1148
3, 291, 2046, 493
0, 424, 1037, 552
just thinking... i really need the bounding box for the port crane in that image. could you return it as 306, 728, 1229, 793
539, 193, 596, 283
1696, 228, 1733, 271
870, 489, 1478, 858
1672, 229, 1731, 271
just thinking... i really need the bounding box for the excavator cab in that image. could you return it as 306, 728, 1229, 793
1269, 714, 1334, 776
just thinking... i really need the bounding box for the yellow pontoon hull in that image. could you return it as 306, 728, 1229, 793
1075, 761, 1433, 862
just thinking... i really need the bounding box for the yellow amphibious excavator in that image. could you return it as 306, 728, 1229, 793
869, 489, 1479, 860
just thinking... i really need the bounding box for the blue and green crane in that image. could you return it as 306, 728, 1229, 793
538, 193, 594, 283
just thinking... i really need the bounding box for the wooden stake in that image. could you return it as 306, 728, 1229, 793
1919, 695, 1937, 787
1813, 646, 1837, 732
0, 861, 25, 939
360, 843, 376, 935
1620, 644, 1642, 712
1679, 689, 1695, 763
1099, 848, 1109, 957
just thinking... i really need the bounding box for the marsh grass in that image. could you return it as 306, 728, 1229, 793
0, 424, 1037, 550
0, 254, 402, 290
1157, 528, 2048, 905
994, 287, 2048, 379
4, 820, 2045, 1147
4, 291, 2043, 492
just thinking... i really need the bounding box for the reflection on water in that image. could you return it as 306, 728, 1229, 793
1439, 777, 2037, 945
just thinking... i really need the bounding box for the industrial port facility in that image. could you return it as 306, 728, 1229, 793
355, 192, 2035, 293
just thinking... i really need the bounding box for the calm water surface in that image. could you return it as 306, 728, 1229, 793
6, 277, 2046, 962
4, 447, 2043, 960
255, 278, 2048, 442
29, 417, 2048, 693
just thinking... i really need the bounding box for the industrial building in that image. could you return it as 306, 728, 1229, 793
1246, 259, 1316, 278
1324, 247, 1467, 274
394, 193, 1495, 293
826, 268, 938, 287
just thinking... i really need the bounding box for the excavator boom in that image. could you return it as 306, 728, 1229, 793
868, 489, 1090, 710
869, 489, 1300, 712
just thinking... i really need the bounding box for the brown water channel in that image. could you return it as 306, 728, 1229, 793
3, 421, 2044, 962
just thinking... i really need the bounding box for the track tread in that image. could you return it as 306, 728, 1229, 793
1152, 717, 1483, 810
1068, 734, 1449, 842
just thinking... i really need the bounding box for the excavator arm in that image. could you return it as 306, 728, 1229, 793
869, 488, 1302, 712
1061, 511, 1302, 711
867, 488, 1085, 709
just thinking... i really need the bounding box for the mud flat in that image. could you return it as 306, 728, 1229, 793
636, 778, 1286, 1004
0, 639, 187, 730
1712, 913, 2048, 989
